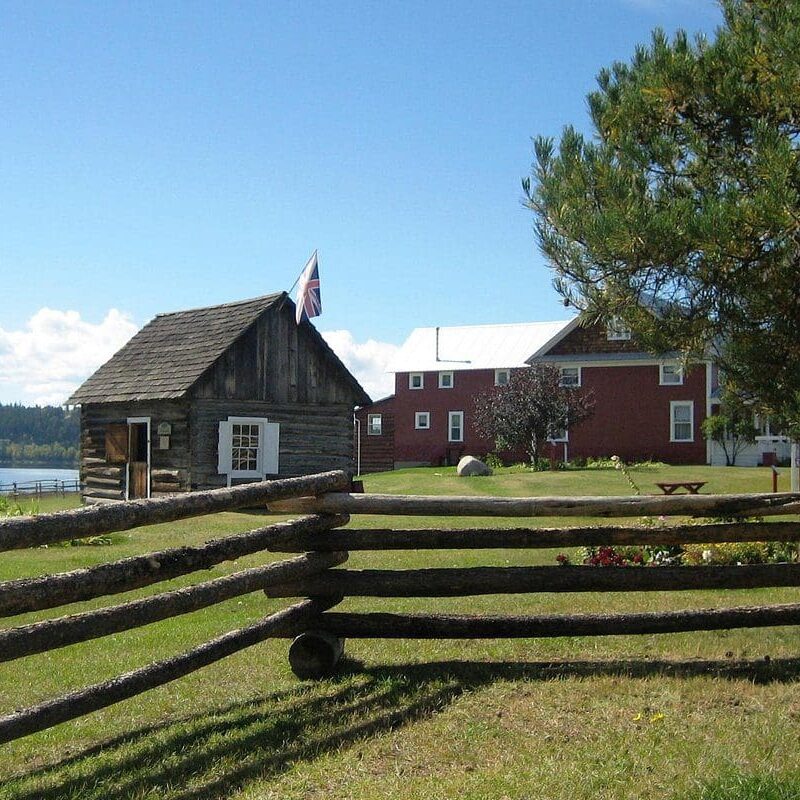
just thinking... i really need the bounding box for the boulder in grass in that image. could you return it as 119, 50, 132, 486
457, 456, 493, 477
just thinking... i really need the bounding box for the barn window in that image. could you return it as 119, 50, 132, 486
409, 373, 424, 390
660, 363, 683, 385
438, 371, 454, 389
606, 318, 631, 341
448, 411, 464, 442
670, 401, 694, 442
415, 411, 430, 430
494, 369, 510, 386
218, 416, 279, 483
559, 367, 581, 387
367, 414, 382, 435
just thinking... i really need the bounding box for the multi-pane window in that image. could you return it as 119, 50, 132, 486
409, 373, 424, 390
559, 367, 581, 387
448, 411, 464, 442
231, 423, 260, 471
670, 401, 694, 442
367, 414, 382, 435
606, 317, 632, 341
548, 425, 568, 442
438, 371, 454, 389
218, 416, 280, 482
660, 363, 683, 385
415, 411, 430, 430
495, 369, 510, 386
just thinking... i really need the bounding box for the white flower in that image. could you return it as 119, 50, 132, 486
702, 549, 713, 563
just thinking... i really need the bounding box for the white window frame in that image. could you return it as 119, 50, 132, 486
606, 317, 632, 341
559, 366, 581, 387
448, 410, 464, 443
494, 368, 510, 386
438, 371, 454, 389
660, 363, 683, 385
415, 411, 430, 430
409, 372, 424, 390
670, 401, 694, 443
218, 416, 280, 486
367, 413, 382, 436
548, 427, 568, 443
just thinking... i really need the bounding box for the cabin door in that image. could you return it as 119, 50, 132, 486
126, 417, 151, 499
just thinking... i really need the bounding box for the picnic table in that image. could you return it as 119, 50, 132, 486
655, 481, 707, 495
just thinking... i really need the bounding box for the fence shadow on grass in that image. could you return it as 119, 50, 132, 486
6, 654, 800, 800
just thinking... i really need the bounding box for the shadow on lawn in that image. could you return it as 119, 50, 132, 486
6, 654, 800, 800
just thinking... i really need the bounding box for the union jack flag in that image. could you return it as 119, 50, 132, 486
295, 251, 322, 324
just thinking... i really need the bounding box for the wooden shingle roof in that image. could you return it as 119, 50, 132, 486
69, 294, 284, 403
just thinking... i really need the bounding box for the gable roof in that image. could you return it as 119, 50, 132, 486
69, 293, 287, 403
387, 320, 576, 374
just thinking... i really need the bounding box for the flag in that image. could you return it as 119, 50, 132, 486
295, 251, 322, 324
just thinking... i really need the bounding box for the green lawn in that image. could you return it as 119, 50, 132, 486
1, 466, 799, 800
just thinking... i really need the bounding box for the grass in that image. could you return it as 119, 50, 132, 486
1, 466, 799, 799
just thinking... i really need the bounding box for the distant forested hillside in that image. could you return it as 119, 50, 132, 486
0, 403, 79, 465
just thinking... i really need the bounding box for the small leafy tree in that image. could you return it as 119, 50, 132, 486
473, 364, 595, 468
701, 393, 758, 466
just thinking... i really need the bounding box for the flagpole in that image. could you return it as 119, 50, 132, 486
287, 249, 318, 295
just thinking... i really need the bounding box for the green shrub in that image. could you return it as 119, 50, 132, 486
683, 541, 788, 565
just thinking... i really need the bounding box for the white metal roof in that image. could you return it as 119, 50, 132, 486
386, 319, 576, 373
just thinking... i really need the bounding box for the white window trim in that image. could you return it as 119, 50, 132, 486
606, 317, 632, 341
415, 411, 430, 430
367, 413, 382, 436
559, 366, 581, 387
494, 369, 510, 386
660, 363, 684, 386
548, 428, 569, 443
670, 401, 694, 443
438, 371, 454, 389
448, 410, 464, 443
218, 416, 280, 486
409, 372, 424, 390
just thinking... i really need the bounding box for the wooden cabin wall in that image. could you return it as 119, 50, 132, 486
189, 400, 355, 489
190, 303, 362, 405
79, 401, 191, 502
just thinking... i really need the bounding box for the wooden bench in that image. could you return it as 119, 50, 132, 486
655, 481, 707, 495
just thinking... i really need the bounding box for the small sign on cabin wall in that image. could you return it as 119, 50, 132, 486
157, 422, 172, 450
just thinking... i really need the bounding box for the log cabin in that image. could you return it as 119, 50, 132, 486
68, 293, 369, 503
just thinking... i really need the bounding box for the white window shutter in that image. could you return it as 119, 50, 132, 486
263, 422, 280, 475
217, 420, 233, 474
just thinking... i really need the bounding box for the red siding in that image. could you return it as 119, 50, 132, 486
568, 364, 708, 464
391, 369, 526, 466
384, 362, 708, 467
355, 397, 396, 473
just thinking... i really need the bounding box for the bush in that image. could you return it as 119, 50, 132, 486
683, 541, 795, 565
482, 452, 505, 470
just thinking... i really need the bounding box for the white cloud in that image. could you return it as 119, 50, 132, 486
0, 312, 396, 408
0, 308, 139, 406
321, 330, 398, 402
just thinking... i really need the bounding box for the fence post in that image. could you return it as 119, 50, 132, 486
288, 631, 345, 679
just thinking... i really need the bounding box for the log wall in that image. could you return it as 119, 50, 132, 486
79, 401, 191, 502
190, 399, 356, 488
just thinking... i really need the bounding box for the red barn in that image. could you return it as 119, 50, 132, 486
356, 317, 715, 471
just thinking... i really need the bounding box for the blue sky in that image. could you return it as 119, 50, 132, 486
0, 0, 722, 404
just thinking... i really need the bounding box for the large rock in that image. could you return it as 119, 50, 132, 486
457, 455, 493, 477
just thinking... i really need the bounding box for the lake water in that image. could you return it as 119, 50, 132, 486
0, 466, 79, 486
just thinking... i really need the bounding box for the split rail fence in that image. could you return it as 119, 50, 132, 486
1, 468, 800, 746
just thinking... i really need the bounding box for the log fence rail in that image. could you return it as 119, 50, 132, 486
1, 472, 799, 746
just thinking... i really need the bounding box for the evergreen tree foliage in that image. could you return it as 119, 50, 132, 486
0, 403, 79, 465
525, 0, 800, 434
